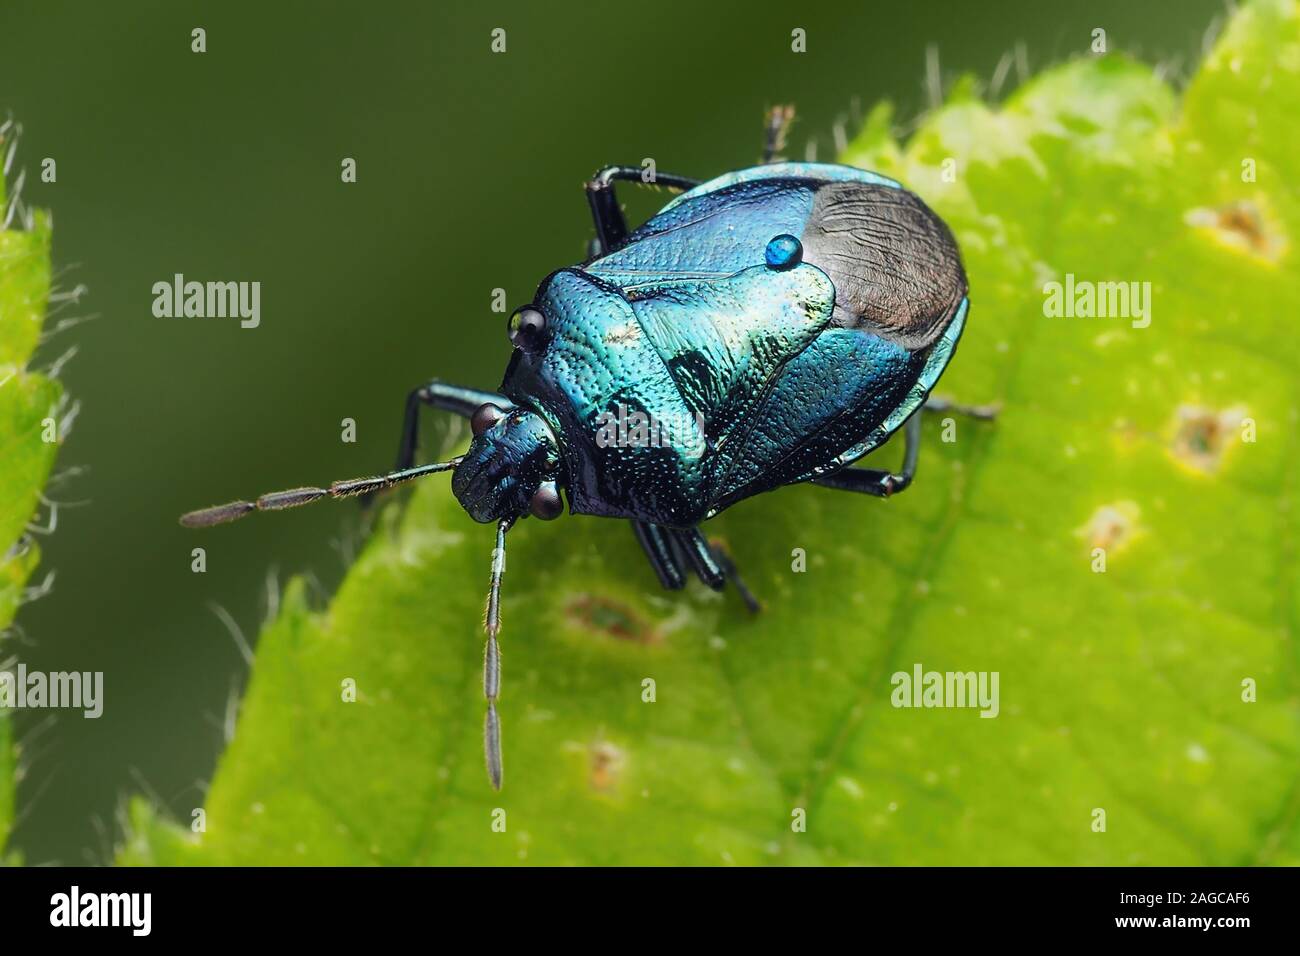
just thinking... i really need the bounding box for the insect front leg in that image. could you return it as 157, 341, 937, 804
391, 380, 513, 473
362, 380, 513, 508
585, 166, 701, 254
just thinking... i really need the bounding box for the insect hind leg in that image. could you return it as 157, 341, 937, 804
812, 411, 922, 498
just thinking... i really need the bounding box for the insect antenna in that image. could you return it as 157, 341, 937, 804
178, 457, 465, 528
482, 514, 515, 790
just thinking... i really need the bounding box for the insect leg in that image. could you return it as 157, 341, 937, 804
923, 395, 1000, 421
670, 527, 726, 591
707, 538, 761, 613
669, 527, 761, 612
393, 380, 514, 473
761, 105, 796, 164
585, 166, 701, 253
811, 411, 923, 498
360, 380, 514, 510
631, 520, 685, 591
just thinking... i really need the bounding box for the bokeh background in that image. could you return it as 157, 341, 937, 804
2, 0, 1223, 863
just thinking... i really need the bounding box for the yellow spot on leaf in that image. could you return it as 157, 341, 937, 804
590, 740, 625, 792
1076, 502, 1142, 554
1184, 200, 1286, 263
1169, 404, 1247, 474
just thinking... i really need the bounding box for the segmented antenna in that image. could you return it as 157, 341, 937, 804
178, 457, 464, 528
483, 515, 515, 790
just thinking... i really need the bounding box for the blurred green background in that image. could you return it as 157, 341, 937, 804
1, 0, 1222, 863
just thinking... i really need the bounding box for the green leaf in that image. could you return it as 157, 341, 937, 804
0, 132, 63, 865
123, 0, 1300, 865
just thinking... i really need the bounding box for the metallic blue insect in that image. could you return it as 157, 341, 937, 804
181, 114, 994, 789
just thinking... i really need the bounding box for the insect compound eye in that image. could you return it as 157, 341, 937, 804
529, 480, 563, 520
507, 306, 547, 350
470, 402, 508, 437
764, 233, 803, 271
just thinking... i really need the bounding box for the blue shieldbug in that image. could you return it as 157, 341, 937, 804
181, 111, 996, 789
